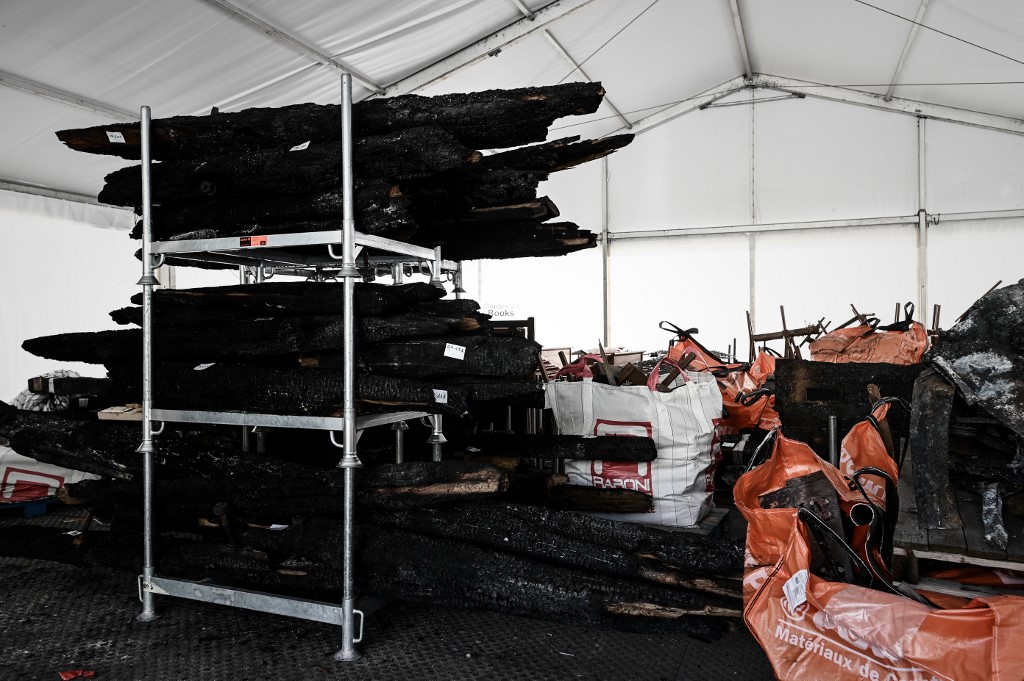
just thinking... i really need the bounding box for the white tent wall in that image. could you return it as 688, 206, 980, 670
0, 195, 138, 401
473, 94, 1024, 356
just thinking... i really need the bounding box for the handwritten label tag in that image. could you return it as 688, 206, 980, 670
239, 235, 268, 247
783, 569, 809, 608
106, 131, 126, 143
268, 524, 290, 531
290, 141, 310, 151
194, 363, 216, 371
444, 343, 466, 360
432, 389, 448, 404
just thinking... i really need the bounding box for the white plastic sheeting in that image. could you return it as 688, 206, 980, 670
0, 211, 137, 401
926, 121, 1024, 214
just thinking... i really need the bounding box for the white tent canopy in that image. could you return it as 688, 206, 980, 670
2, 0, 1024, 398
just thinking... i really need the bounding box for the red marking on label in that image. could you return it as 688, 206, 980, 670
240, 235, 268, 247
1, 467, 64, 502
590, 460, 654, 501
594, 419, 653, 438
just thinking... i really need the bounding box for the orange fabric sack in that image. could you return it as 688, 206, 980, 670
663, 323, 780, 433
735, 427, 1024, 681
810, 308, 928, 365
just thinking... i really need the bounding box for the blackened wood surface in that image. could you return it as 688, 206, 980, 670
471, 433, 657, 461
134, 182, 414, 239
931, 279, 1024, 440
908, 369, 962, 530
359, 461, 509, 509
361, 529, 735, 639
131, 281, 443, 317
480, 134, 634, 172
372, 503, 740, 589
100, 127, 474, 206
775, 359, 922, 458
57, 82, 606, 159
441, 378, 544, 408
358, 335, 542, 380
417, 221, 597, 261
110, 361, 469, 416
27, 376, 111, 396
545, 485, 655, 513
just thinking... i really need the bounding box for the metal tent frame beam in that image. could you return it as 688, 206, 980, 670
375, 0, 599, 97
626, 76, 751, 134
729, 0, 753, 79
197, 0, 384, 95
884, 0, 930, 102
752, 73, 1024, 136
0, 69, 137, 121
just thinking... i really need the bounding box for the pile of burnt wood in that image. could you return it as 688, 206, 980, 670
0, 404, 744, 641
56, 82, 632, 261
22, 281, 544, 416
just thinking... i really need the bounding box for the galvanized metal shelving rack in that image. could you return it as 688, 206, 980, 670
133, 74, 451, 661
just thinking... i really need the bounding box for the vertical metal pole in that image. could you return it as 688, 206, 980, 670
137, 105, 159, 623
600, 156, 611, 344
334, 73, 362, 663
392, 420, 408, 463
430, 247, 445, 289
453, 261, 465, 300
916, 117, 928, 323
828, 415, 839, 468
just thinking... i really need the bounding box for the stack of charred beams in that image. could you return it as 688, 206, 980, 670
0, 403, 743, 640
57, 82, 633, 261
0, 84, 746, 640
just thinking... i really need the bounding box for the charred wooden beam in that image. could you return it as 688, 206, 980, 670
28, 375, 111, 396
99, 128, 476, 206
372, 503, 741, 596
470, 433, 657, 461
774, 359, 921, 458
132, 181, 415, 240
107, 361, 468, 416
419, 221, 597, 261
361, 529, 736, 639
909, 369, 962, 530
545, 485, 655, 513
358, 461, 509, 509
57, 82, 606, 160
479, 134, 634, 173
131, 281, 443, 317
931, 279, 1024, 440
357, 335, 542, 380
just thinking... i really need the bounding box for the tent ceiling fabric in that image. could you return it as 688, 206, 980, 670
1, 0, 1022, 207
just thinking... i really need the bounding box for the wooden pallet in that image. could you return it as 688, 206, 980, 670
895, 449, 1024, 571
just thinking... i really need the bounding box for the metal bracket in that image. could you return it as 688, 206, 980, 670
150, 421, 165, 436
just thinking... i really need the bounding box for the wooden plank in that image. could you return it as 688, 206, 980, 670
894, 547, 1024, 571
955, 485, 1007, 561
894, 448, 931, 551
96, 406, 142, 422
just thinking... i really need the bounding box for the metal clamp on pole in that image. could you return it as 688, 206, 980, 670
137, 104, 159, 623
430, 246, 445, 288
427, 414, 446, 462
452, 261, 465, 299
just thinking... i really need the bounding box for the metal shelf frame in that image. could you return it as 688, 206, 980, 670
135, 73, 440, 662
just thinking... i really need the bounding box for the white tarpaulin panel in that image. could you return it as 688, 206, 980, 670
0, 213, 137, 401
607, 234, 751, 355
608, 105, 752, 232
926, 121, 1024, 214
927, 219, 1024, 320
754, 98, 918, 223
750, 224, 919, 346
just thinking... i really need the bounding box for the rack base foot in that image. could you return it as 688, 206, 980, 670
136, 611, 160, 623
333, 649, 363, 662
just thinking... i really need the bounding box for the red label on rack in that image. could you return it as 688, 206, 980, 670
240, 236, 268, 247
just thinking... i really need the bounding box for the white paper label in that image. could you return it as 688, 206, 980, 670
193, 363, 216, 371
432, 389, 448, 404
444, 343, 466, 360
64, 530, 82, 537
290, 141, 310, 151
106, 131, 126, 143
268, 524, 290, 531
783, 569, 809, 608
